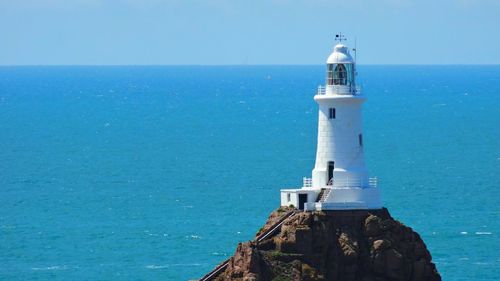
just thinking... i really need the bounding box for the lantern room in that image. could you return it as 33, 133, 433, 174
325, 44, 357, 95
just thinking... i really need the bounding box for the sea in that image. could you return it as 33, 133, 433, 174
0, 65, 499, 280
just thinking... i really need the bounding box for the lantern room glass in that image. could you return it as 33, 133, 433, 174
327, 63, 355, 87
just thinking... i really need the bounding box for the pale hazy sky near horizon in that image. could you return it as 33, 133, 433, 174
1, 0, 499, 65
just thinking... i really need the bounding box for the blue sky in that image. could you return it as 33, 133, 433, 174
1, 0, 499, 65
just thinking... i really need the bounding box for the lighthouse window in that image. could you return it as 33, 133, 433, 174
334, 64, 348, 85
329, 108, 336, 119
327, 64, 334, 85
359, 134, 363, 147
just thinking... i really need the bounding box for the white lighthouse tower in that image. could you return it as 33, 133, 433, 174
281, 36, 382, 211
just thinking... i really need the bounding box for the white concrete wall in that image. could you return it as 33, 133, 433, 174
322, 187, 382, 209
312, 95, 369, 188
280, 191, 298, 207
280, 189, 321, 209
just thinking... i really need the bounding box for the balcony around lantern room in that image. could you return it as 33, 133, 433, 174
316, 84, 362, 96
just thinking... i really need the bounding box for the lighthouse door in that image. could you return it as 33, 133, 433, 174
298, 194, 308, 210
327, 161, 335, 185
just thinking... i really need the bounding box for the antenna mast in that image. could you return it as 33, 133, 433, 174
354, 37, 357, 65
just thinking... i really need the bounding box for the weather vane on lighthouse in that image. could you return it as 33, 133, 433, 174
335, 33, 346, 43
280, 34, 381, 211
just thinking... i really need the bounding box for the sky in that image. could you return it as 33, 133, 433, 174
1, 0, 499, 65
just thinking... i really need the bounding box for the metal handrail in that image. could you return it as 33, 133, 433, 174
332, 177, 378, 188
317, 85, 326, 95
302, 177, 378, 188
316, 85, 362, 96
302, 177, 313, 188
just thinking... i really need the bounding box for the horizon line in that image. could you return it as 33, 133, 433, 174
0, 63, 499, 67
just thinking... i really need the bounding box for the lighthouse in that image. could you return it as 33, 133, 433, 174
281, 37, 382, 211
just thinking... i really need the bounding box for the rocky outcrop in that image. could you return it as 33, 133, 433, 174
210, 207, 441, 281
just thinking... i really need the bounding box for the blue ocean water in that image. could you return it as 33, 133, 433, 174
0, 65, 498, 280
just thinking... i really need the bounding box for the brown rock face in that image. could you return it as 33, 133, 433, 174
211, 207, 441, 281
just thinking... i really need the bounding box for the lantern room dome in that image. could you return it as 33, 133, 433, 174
326, 44, 354, 64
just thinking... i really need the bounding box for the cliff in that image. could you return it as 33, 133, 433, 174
202, 207, 441, 281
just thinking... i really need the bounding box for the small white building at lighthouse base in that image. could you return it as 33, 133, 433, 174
281, 177, 381, 211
